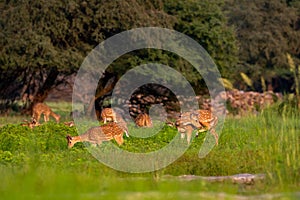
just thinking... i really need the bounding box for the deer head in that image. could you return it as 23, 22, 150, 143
66, 135, 74, 148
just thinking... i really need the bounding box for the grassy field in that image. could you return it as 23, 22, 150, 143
0, 101, 299, 199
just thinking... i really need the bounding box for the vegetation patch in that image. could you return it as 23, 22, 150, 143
0, 103, 299, 199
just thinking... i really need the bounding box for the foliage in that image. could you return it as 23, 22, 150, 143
163, 0, 239, 79
0, 123, 73, 154
0, 0, 239, 112
219, 78, 234, 90
224, 0, 300, 92
240, 72, 253, 90
287, 53, 300, 108
0, 101, 299, 199
0, 0, 175, 106
2, 0, 300, 115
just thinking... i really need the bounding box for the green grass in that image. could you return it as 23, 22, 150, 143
0, 102, 299, 199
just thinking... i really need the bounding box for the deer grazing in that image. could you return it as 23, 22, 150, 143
172, 109, 219, 145
32, 103, 60, 123
64, 121, 75, 127
66, 122, 126, 148
20, 118, 40, 129
134, 113, 152, 127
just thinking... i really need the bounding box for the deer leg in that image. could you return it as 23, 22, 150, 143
148, 120, 153, 127
176, 127, 186, 139
44, 114, 50, 122
210, 128, 219, 145
113, 114, 118, 123
180, 132, 185, 139
186, 126, 193, 145
34, 112, 40, 123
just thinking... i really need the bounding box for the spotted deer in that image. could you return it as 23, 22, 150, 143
191, 110, 219, 145
101, 108, 117, 124
115, 115, 130, 137
64, 121, 75, 127
174, 109, 219, 145
101, 108, 129, 137
32, 103, 60, 123
66, 122, 126, 148
21, 118, 40, 129
135, 113, 152, 127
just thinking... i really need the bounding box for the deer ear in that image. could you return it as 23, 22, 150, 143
66, 135, 72, 140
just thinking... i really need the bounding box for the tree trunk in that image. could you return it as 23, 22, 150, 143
34, 67, 59, 103
86, 76, 116, 118
24, 67, 59, 115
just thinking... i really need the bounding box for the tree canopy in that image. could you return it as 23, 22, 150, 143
0, 0, 175, 107
1, 0, 299, 114
1, 0, 239, 113
224, 0, 300, 91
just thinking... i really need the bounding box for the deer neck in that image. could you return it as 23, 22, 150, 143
51, 112, 60, 122
71, 135, 84, 144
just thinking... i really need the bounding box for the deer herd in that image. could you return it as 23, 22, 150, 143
21, 102, 219, 149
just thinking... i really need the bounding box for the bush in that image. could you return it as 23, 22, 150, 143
0, 123, 77, 156
0, 124, 30, 152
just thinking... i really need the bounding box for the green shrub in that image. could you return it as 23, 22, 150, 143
0, 124, 30, 152
0, 104, 299, 197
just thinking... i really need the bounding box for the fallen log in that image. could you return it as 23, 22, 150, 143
163, 173, 265, 185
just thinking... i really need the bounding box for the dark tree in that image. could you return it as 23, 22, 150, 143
1, 0, 239, 116
224, 0, 300, 92
0, 0, 174, 113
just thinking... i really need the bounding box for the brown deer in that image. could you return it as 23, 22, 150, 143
191, 109, 219, 145
135, 113, 152, 127
115, 115, 130, 137
100, 108, 129, 137
20, 118, 40, 129
101, 108, 117, 123
66, 122, 125, 148
64, 121, 75, 127
32, 103, 60, 123
173, 109, 219, 145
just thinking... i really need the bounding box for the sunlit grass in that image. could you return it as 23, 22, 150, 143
0, 102, 299, 199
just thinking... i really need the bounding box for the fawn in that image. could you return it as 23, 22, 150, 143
21, 118, 40, 129
32, 103, 60, 123
115, 116, 130, 137
134, 113, 152, 127
66, 122, 125, 148
191, 109, 219, 145
174, 109, 219, 145
64, 121, 75, 127
101, 108, 117, 123
101, 108, 129, 137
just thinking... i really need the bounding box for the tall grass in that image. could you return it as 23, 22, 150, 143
0, 101, 299, 199
163, 103, 300, 193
